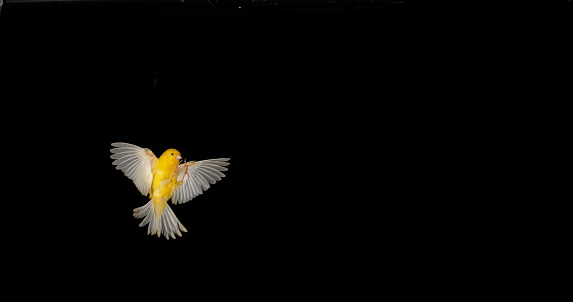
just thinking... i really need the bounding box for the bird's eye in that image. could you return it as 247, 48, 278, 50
171, 153, 174, 156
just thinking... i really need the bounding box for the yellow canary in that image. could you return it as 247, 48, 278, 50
110, 142, 230, 239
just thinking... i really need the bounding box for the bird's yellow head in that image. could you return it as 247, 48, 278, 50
158, 148, 182, 169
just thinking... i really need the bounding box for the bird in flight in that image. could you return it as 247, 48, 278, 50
110, 142, 230, 239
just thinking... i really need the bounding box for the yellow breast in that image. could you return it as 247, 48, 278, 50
150, 156, 179, 197
150, 161, 179, 220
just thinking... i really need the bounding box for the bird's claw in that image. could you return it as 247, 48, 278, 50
174, 159, 191, 185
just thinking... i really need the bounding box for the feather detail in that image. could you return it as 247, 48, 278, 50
110, 142, 157, 196
171, 158, 230, 205
133, 200, 187, 239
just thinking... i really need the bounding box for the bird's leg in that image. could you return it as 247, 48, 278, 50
183, 159, 191, 180
176, 159, 191, 186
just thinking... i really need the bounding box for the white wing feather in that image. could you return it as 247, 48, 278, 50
171, 158, 230, 205
110, 142, 157, 196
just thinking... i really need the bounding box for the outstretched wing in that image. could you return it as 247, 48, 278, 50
110, 142, 158, 196
171, 158, 230, 205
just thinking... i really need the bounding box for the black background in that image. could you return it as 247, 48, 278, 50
2, 0, 571, 300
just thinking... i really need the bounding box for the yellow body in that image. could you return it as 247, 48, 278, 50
150, 148, 182, 220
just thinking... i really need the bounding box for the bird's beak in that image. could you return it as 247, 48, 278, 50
176, 155, 182, 160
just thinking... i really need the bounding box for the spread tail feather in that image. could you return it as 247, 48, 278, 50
133, 200, 188, 239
